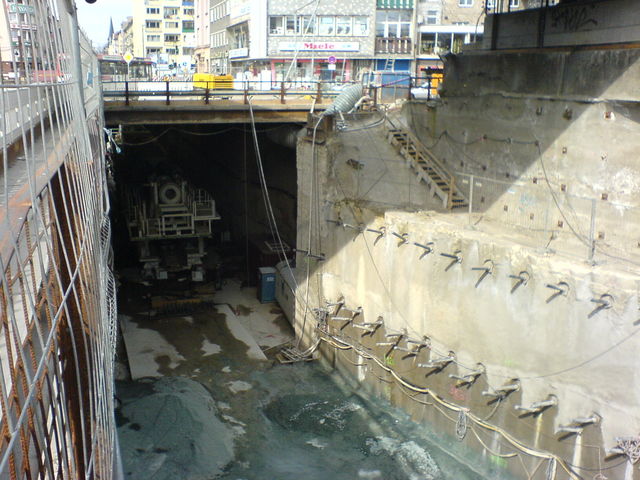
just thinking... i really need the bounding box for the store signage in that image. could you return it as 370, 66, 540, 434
279, 42, 359, 52
229, 47, 249, 59
9, 4, 35, 13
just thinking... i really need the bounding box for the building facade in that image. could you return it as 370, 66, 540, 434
194, 0, 210, 72
1, 0, 39, 78
132, 0, 196, 75
266, 0, 377, 84
415, 0, 522, 75
107, 17, 134, 57
209, 0, 230, 74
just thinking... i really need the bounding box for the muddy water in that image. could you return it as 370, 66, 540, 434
116, 286, 491, 480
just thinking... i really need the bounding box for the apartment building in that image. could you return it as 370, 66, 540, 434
132, 0, 196, 75
210, 0, 230, 74
194, 0, 210, 72
266, 0, 377, 83
107, 17, 134, 57
415, 0, 521, 74
1, 0, 39, 78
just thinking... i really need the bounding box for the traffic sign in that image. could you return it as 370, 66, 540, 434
123, 52, 133, 64
328, 55, 336, 64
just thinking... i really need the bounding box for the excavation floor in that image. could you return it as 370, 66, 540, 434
115, 277, 492, 480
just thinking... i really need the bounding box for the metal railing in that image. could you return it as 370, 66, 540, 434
375, 37, 413, 54
101, 79, 356, 106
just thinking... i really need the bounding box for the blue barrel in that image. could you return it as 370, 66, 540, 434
257, 267, 277, 303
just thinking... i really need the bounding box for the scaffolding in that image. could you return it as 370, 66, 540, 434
0, 0, 117, 478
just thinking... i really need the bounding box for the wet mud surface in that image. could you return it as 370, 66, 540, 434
115, 278, 489, 480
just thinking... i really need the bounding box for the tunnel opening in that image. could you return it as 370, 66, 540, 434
107, 120, 501, 480
110, 122, 300, 288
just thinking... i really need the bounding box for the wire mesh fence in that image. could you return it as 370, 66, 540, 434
0, 0, 116, 478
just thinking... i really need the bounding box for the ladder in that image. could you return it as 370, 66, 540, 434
386, 127, 468, 210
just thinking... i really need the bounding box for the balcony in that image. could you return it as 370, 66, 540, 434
377, 0, 413, 8
375, 37, 412, 54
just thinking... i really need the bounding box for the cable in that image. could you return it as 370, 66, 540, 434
316, 328, 580, 479
297, 116, 324, 348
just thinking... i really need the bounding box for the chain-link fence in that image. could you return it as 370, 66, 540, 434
0, 0, 117, 478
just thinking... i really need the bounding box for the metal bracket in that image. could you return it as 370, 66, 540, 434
367, 226, 386, 245
588, 294, 613, 318
545, 281, 569, 303
391, 231, 409, 246
413, 241, 434, 259
471, 259, 494, 288
441, 250, 462, 272
509, 271, 530, 294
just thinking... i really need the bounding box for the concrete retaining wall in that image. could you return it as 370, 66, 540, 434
290, 45, 640, 476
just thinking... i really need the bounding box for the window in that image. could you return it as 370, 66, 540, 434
164, 34, 180, 42
426, 10, 438, 24
182, 47, 194, 55
230, 24, 248, 49
269, 16, 283, 34
164, 7, 179, 18
146, 34, 161, 42
146, 20, 160, 29
166, 47, 179, 55
210, 2, 228, 21
318, 16, 335, 35
183, 8, 194, 16
509, 0, 519, 7
285, 15, 297, 35
299, 16, 316, 34
146, 47, 161, 55
211, 30, 227, 48
353, 16, 368, 35
165, 21, 179, 29
420, 33, 436, 54
375, 10, 411, 38
459, 0, 473, 6
183, 20, 194, 31
336, 17, 352, 35
146, 7, 159, 14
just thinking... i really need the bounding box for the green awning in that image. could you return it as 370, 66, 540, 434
377, 0, 413, 9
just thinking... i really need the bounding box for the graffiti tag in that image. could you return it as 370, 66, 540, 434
550, 6, 598, 32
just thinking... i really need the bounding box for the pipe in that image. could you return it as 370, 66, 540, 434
482, 379, 520, 398
321, 83, 364, 117
514, 395, 558, 414
419, 352, 455, 369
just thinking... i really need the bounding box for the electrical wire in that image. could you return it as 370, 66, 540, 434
316, 328, 580, 479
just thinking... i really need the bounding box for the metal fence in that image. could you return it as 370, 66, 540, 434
0, 0, 117, 478
456, 172, 640, 265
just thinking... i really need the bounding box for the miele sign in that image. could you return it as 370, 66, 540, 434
278, 42, 360, 52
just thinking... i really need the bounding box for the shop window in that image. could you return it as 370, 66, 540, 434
420, 33, 436, 54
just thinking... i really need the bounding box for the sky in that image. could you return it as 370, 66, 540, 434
76, 0, 132, 49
